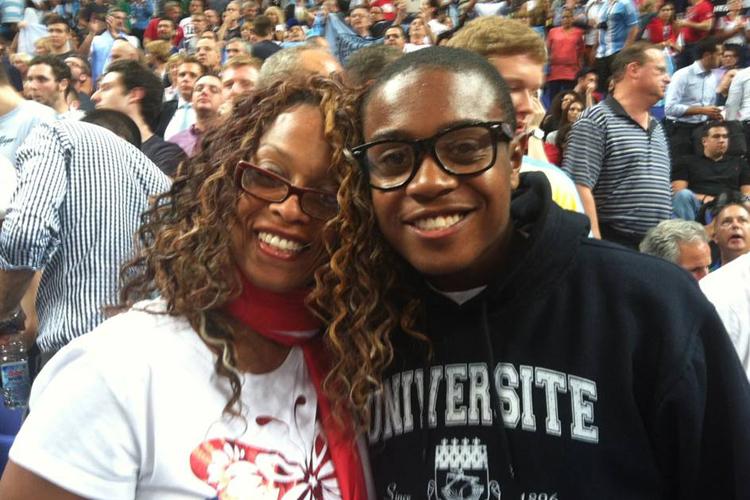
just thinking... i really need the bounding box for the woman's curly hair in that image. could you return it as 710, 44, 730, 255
308, 89, 431, 429
120, 74, 360, 417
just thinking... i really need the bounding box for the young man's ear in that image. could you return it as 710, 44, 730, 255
128, 86, 146, 105
509, 133, 527, 190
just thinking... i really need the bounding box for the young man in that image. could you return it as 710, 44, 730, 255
665, 37, 723, 159
449, 17, 584, 214
44, 14, 75, 60
249, 15, 281, 61
0, 115, 170, 375
92, 60, 187, 176
24, 55, 78, 118
168, 73, 222, 156
672, 121, 750, 221
156, 56, 206, 139
320, 45, 750, 499
220, 54, 260, 102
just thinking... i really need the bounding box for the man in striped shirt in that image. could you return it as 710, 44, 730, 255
0, 116, 170, 363
563, 42, 672, 249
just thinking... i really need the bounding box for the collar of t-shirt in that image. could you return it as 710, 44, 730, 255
429, 283, 488, 305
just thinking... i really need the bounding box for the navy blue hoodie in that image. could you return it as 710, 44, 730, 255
368, 172, 750, 500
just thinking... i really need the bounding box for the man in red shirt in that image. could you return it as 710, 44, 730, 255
144, 1, 185, 46
678, 0, 713, 68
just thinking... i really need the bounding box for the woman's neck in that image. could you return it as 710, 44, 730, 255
230, 319, 292, 373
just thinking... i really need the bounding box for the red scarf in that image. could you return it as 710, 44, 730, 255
225, 276, 368, 500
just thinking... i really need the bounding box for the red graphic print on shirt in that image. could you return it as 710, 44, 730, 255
190, 402, 339, 499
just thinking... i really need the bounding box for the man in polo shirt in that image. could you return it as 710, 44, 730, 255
563, 42, 672, 249
593, 0, 639, 94
665, 37, 723, 159
672, 121, 750, 221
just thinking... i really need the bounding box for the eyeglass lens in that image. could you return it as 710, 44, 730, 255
239, 167, 337, 220
364, 125, 496, 189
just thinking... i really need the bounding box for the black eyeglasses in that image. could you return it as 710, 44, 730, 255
235, 161, 338, 220
351, 121, 514, 190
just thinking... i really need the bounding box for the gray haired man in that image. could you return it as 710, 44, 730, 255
640, 219, 712, 280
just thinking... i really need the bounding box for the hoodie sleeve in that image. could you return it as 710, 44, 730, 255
650, 309, 750, 499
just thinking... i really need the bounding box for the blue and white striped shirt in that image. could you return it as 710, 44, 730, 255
0, 121, 170, 352
562, 95, 672, 236
0, 0, 24, 23
595, 0, 638, 58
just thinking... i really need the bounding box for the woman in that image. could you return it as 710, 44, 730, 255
144, 40, 172, 81
643, 3, 680, 55
313, 45, 750, 500
265, 6, 286, 26
0, 75, 369, 500
32, 35, 51, 55
545, 8, 584, 102
404, 16, 433, 52
544, 93, 584, 164
163, 53, 185, 102
265, 6, 287, 41
715, 0, 747, 53
541, 89, 578, 136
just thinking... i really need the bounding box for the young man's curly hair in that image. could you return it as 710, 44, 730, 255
120, 74, 360, 418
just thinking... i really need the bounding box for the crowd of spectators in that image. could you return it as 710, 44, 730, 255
0, 0, 749, 494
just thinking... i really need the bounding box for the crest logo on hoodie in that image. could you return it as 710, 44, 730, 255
427, 437, 501, 500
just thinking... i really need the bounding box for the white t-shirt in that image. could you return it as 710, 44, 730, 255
179, 16, 196, 40
0, 99, 55, 167
10, 300, 342, 500
700, 253, 750, 380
